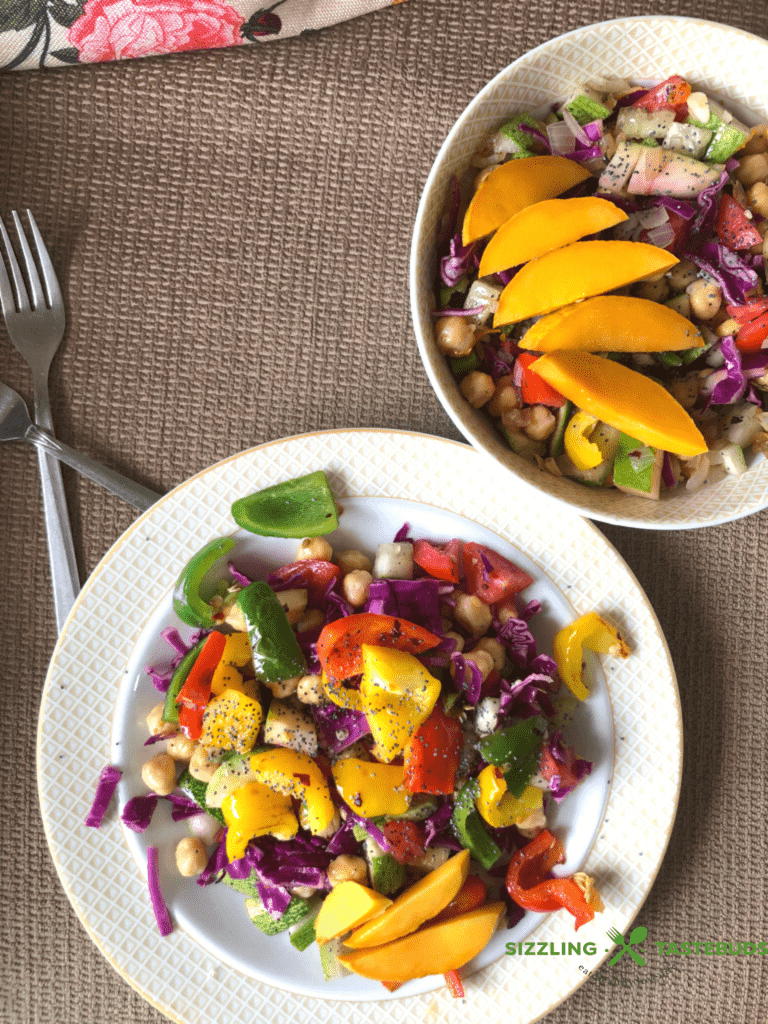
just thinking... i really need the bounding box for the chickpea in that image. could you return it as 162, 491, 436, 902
296, 608, 324, 632
166, 734, 196, 761
336, 549, 372, 575
486, 376, 520, 417
473, 636, 506, 671
462, 648, 495, 681
327, 855, 368, 888
666, 292, 691, 319
264, 674, 300, 698
497, 602, 518, 625
453, 592, 493, 637
735, 152, 768, 188
434, 316, 475, 357
668, 375, 702, 410
666, 260, 698, 293
444, 630, 465, 653
716, 318, 740, 339
501, 407, 531, 432
747, 181, 768, 219
175, 836, 208, 877
635, 277, 669, 303
189, 744, 220, 783
524, 405, 556, 441
740, 124, 768, 156
141, 752, 176, 795
145, 702, 175, 739
459, 370, 495, 408
687, 279, 722, 321
277, 588, 308, 625
296, 537, 333, 561
342, 569, 372, 608
296, 674, 325, 705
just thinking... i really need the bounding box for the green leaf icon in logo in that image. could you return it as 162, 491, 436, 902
606, 925, 647, 966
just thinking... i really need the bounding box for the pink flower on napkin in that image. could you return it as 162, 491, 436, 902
68, 0, 244, 62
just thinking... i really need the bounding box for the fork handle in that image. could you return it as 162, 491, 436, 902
25, 424, 162, 513
36, 445, 81, 632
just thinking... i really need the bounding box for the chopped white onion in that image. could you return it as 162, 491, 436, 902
561, 107, 591, 146
587, 76, 631, 94
187, 812, 222, 844
637, 206, 670, 229
646, 221, 676, 249
685, 454, 710, 492
546, 120, 575, 155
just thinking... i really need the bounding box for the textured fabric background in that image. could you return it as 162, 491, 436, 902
1, 1, 767, 1022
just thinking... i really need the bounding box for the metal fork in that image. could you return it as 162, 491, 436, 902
0, 211, 79, 632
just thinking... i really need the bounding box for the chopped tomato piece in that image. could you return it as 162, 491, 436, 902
269, 559, 340, 608
505, 829, 595, 930
404, 703, 462, 794
516, 352, 567, 407
444, 969, 465, 998
380, 819, 427, 863
716, 194, 763, 250
734, 310, 768, 353
430, 875, 488, 925
462, 542, 533, 606
633, 75, 691, 114
413, 538, 462, 583
317, 613, 442, 684
726, 297, 768, 325
539, 745, 579, 793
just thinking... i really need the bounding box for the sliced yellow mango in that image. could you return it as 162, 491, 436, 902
344, 849, 470, 950
315, 881, 392, 945
494, 241, 678, 326
521, 296, 703, 352
338, 902, 505, 981
531, 351, 707, 457
479, 197, 628, 276
462, 156, 591, 245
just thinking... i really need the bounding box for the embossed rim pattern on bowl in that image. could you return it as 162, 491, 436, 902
38, 427, 681, 1024
410, 15, 768, 530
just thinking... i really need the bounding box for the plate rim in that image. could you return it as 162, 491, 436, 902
36, 428, 681, 1022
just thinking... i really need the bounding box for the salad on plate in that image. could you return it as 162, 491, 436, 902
435, 75, 768, 499
87, 471, 628, 996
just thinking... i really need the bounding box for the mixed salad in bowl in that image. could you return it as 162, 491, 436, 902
87, 471, 627, 996
435, 75, 768, 499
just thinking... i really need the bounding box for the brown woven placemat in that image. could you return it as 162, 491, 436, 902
1, 2, 768, 1022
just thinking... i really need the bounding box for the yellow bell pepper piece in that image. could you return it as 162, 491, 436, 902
321, 670, 366, 713
221, 631, 253, 667
200, 689, 262, 755
478, 197, 628, 277
249, 748, 335, 834
530, 350, 708, 458
209, 661, 258, 700
475, 766, 543, 828
554, 611, 631, 701
331, 758, 410, 817
564, 411, 603, 470
462, 156, 591, 244
520, 296, 704, 353
493, 241, 678, 326
359, 645, 441, 762
222, 780, 297, 860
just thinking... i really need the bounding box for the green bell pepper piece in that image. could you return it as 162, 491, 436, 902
451, 778, 501, 870
654, 351, 683, 368
173, 536, 235, 627
231, 471, 338, 538
450, 351, 480, 377
161, 637, 207, 725
236, 581, 307, 682
476, 716, 546, 798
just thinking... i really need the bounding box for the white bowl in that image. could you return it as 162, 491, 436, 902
410, 15, 768, 530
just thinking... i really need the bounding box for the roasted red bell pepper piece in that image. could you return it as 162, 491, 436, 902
269, 558, 341, 608
633, 75, 691, 115
404, 703, 462, 795
735, 310, 768, 353
726, 297, 768, 324
505, 828, 595, 930
430, 874, 488, 925
177, 702, 205, 741
444, 969, 465, 998
176, 630, 226, 710
412, 538, 462, 583
516, 352, 567, 407
717, 194, 763, 250
462, 542, 533, 606
317, 613, 442, 686
380, 819, 427, 864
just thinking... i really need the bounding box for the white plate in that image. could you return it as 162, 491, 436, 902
410, 15, 768, 530
38, 428, 681, 1023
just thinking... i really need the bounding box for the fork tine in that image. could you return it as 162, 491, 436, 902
11, 210, 45, 311
25, 210, 62, 310
0, 219, 16, 317
0, 214, 29, 313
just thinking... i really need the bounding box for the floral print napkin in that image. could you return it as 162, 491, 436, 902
0, 0, 404, 70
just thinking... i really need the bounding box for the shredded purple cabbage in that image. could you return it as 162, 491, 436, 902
84, 764, 122, 828
146, 846, 173, 936
542, 730, 593, 801
704, 336, 746, 406
144, 730, 177, 746
343, 810, 395, 854
228, 562, 252, 587
161, 627, 189, 659
565, 143, 603, 164
650, 195, 696, 221
423, 802, 454, 847
440, 233, 479, 289
145, 667, 173, 693
393, 522, 412, 543
162, 792, 205, 821
326, 817, 362, 856
661, 451, 677, 489
594, 192, 639, 214
519, 122, 550, 151
451, 651, 484, 704
197, 833, 229, 886
499, 673, 557, 720
690, 168, 730, 237
312, 703, 371, 754
365, 577, 444, 636
496, 616, 538, 668
433, 305, 484, 317
742, 351, 768, 378
121, 793, 159, 833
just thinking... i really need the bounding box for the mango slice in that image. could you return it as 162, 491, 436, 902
479, 197, 628, 276
338, 902, 505, 981
531, 351, 707, 457
462, 156, 591, 245
521, 296, 703, 352
315, 882, 392, 945
493, 241, 678, 326
344, 849, 470, 949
